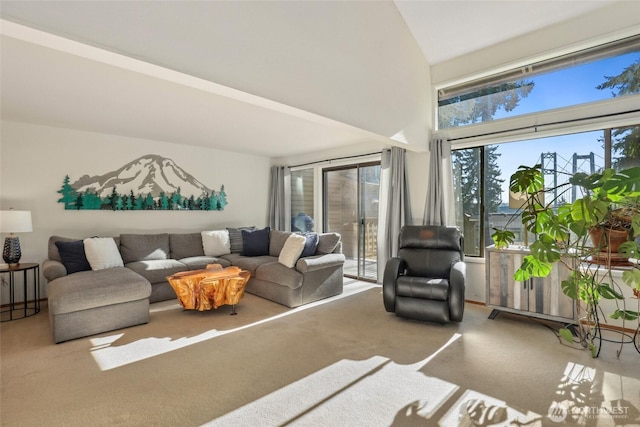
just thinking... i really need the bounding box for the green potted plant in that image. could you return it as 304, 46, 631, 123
492, 165, 640, 357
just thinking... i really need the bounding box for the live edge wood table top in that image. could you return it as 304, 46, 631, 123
166, 264, 250, 314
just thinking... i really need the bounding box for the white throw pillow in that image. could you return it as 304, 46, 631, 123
201, 230, 231, 257
83, 237, 124, 271
278, 234, 306, 268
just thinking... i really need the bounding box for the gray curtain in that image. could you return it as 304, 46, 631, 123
377, 147, 411, 282
268, 166, 287, 230
423, 137, 455, 226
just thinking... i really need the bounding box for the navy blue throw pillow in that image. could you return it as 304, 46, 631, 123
241, 227, 271, 256
301, 232, 319, 257
55, 240, 92, 274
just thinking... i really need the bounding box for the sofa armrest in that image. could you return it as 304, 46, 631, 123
295, 253, 345, 273
43, 259, 67, 282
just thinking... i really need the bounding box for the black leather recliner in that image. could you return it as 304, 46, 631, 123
383, 225, 466, 323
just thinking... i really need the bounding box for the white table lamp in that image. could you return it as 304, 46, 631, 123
1, 210, 33, 266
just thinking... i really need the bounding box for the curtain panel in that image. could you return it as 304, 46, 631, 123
377, 147, 411, 283
423, 137, 455, 226
268, 166, 289, 230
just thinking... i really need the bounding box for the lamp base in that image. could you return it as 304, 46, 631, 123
3, 236, 22, 266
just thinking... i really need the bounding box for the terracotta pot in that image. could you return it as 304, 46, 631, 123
589, 227, 629, 252
589, 227, 631, 267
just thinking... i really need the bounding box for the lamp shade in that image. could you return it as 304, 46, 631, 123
0, 210, 33, 233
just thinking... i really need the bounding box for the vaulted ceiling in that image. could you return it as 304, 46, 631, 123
0, 1, 625, 159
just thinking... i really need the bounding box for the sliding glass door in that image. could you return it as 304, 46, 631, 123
323, 162, 380, 282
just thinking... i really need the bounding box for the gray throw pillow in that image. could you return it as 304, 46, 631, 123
227, 226, 255, 253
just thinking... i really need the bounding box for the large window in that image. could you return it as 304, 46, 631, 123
439, 35, 640, 129
445, 34, 640, 257
454, 125, 640, 257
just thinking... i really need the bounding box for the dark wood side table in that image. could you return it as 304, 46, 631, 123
0, 263, 40, 321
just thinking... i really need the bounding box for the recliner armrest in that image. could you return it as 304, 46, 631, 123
383, 257, 406, 312
448, 260, 466, 322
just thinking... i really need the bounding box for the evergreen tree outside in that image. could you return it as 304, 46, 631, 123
439, 81, 535, 129
452, 144, 505, 215
596, 58, 640, 168
447, 80, 534, 214
484, 147, 505, 213
453, 149, 480, 217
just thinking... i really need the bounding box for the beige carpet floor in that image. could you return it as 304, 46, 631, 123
1, 281, 639, 427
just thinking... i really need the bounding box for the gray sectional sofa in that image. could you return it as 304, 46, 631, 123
43, 228, 345, 343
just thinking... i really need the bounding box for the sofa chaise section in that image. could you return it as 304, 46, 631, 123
46, 267, 151, 344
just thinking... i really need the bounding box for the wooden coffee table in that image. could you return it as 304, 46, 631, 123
167, 264, 250, 314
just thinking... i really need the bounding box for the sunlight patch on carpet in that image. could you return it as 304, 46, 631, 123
440, 389, 542, 426
204, 334, 463, 426
90, 281, 378, 371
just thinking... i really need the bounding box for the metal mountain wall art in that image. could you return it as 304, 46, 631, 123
57, 154, 227, 211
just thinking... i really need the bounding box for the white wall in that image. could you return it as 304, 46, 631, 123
0, 121, 271, 299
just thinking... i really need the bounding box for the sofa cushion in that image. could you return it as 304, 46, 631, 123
227, 226, 255, 253
83, 237, 125, 270
279, 234, 306, 268
178, 256, 231, 270
47, 267, 151, 315
269, 230, 292, 256
241, 227, 270, 256
170, 233, 205, 259
120, 233, 170, 264
201, 230, 231, 256
55, 240, 91, 274
221, 254, 276, 276
255, 262, 303, 290
125, 259, 188, 284
317, 233, 341, 254
300, 232, 320, 257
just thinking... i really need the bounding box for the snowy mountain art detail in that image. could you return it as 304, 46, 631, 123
57, 155, 227, 211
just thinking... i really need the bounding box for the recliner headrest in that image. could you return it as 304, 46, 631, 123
399, 225, 462, 252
